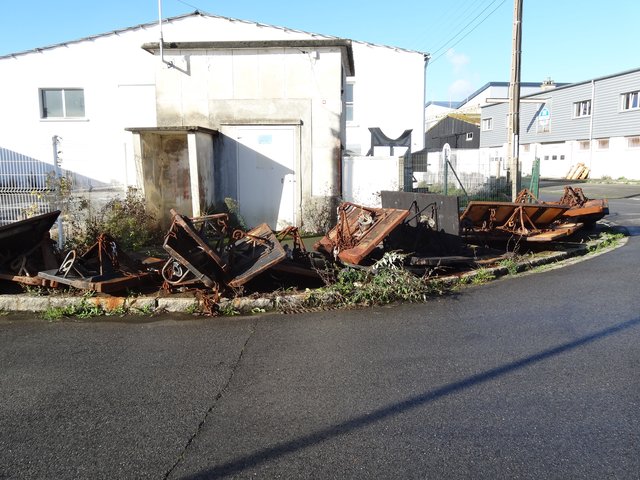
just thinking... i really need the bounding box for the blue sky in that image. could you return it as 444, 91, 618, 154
1, 0, 638, 102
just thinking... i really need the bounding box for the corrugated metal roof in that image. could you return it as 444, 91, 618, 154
0, 10, 429, 61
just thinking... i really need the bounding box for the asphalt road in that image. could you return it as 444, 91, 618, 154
1, 183, 639, 479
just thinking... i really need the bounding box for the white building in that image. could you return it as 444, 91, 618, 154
0, 11, 428, 228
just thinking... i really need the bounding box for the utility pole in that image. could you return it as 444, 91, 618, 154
507, 0, 523, 201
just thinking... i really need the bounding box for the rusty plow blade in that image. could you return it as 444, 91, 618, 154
161, 209, 287, 290
314, 202, 409, 265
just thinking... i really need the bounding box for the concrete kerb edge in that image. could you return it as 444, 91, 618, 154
0, 234, 626, 315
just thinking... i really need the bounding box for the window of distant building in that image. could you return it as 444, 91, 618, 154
40, 88, 85, 119
344, 79, 355, 123
482, 118, 493, 131
579, 140, 590, 150
621, 91, 639, 111
628, 136, 640, 148
573, 100, 591, 118
597, 138, 609, 150
466, 132, 473, 141
522, 144, 530, 152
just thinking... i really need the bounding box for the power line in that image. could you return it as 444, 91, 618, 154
429, 0, 508, 65
429, 0, 504, 59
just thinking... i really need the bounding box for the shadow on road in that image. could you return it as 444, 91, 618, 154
178, 315, 640, 479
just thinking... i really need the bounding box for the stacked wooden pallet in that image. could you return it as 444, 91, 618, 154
566, 163, 590, 180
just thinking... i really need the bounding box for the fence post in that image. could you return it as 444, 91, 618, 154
52, 135, 65, 249
442, 143, 451, 196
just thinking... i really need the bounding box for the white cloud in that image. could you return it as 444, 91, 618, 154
445, 48, 470, 73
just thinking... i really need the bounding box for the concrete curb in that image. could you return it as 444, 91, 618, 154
0, 233, 626, 316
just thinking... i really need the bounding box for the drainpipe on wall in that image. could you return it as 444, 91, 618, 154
158, 0, 173, 68
588, 79, 595, 170
422, 54, 430, 149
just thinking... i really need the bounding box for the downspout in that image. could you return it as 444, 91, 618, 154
423, 53, 430, 150
158, 0, 173, 68
588, 79, 595, 170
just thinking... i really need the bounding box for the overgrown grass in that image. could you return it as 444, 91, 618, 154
588, 231, 625, 253
499, 256, 521, 275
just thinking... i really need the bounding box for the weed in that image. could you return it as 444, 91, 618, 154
219, 303, 241, 316
307, 251, 439, 308
58, 186, 161, 252
22, 285, 50, 296
499, 257, 520, 275
132, 303, 155, 316
588, 231, 625, 253
470, 267, 495, 285
185, 302, 201, 315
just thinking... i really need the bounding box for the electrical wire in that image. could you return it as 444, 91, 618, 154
429, 0, 507, 65
429, 0, 506, 59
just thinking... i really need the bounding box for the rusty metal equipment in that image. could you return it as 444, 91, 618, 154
38, 233, 159, 293
314, 202, 409, 265
161, 210, 231, 288
459, 199, 577, 241
556, 186, 609, 224
0, 210, 61, 286
161, 209, 287, 290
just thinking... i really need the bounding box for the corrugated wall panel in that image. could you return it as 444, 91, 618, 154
593, 71, 640, 138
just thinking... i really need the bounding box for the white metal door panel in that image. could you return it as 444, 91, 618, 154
234, 126, 296, 229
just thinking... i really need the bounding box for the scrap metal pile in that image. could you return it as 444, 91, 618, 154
0, 186, 609, 295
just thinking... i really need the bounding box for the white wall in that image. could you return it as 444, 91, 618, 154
485, 138, 640, 180
0, 28, 158, 189
346, 42, 426, 156
343, 156, 400, 207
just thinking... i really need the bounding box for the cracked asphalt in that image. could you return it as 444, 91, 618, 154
1, 182, 639, 479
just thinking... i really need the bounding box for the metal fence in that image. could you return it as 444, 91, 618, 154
0, 147, 57, 225
402, 149, 536, 206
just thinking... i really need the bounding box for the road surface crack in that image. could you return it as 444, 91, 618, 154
163, 319, 258, 479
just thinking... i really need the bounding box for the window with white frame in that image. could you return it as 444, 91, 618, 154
573, 100, 591, 118
466, 132, 473, 141
344, 80, 354, 123
481, 117, 493, 131
597, 138, 609, 150
579, 140, 590, 150
628, 136, 640, 148
522, 144, 530, 152
40, 88, 85, 119
621, 91, 639, 111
